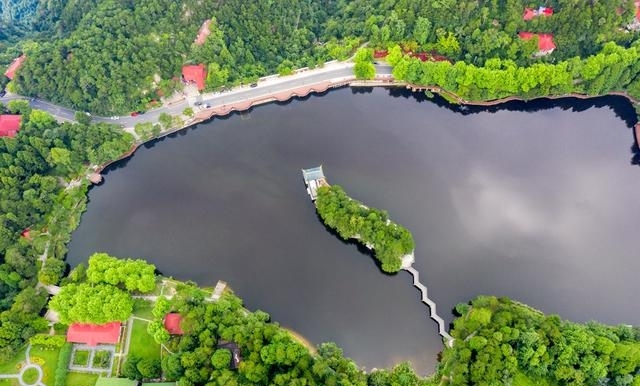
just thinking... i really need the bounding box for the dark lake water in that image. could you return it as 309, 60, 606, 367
67, 87, 640, 374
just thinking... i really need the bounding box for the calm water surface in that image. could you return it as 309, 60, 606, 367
67, 88, 640, 373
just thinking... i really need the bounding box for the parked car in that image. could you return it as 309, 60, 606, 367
0, 90, 6, 97
110, 116, 119, 120
250, 83, 258, 88
194, 101, 203, 106
203, 103, 211, 108
130, 112, 139, 117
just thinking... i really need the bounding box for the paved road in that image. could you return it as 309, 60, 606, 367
0, 64, 393, 128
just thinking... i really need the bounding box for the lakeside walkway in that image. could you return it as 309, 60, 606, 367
404, 266, 454, 347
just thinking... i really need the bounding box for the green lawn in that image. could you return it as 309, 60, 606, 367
0, 346, 26, 374
132, 299, 154, 320
127, 319, 160, 362
66, 372, 99, 386
92, 351, 112, 369
30, 345, 62, 385
21, 368, 39, 384
73, 350, 90, 366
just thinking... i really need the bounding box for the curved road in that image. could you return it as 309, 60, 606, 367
0, 63, 393, 128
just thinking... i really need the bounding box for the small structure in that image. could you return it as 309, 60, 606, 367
195, 19, 212, 45
4, 54, 26, 80
523, 6, 553, 21
0, 115, 21, 137
182, 64, 207, 91
67, 322, 121, 346
373, 50, 388, 59
20, 228, 31, 239
217, 341, 242, 369
89, 173, 103, 184
627, 1, 640, 31
302, 165, 329, 201
163, 313, 184, 335
519, 32, 556, 56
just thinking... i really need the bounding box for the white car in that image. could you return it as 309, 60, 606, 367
110, 116, 119, 120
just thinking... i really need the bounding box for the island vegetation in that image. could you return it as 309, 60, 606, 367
1, 0, 640, 384
315, 185, 414, 273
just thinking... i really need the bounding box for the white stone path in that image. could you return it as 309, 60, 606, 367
0, 344, 46, 386
404, 266, 454, 347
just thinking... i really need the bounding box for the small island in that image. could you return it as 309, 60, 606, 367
304, 166, 414, 273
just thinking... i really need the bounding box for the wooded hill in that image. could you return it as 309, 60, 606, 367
4, 0, 640, 114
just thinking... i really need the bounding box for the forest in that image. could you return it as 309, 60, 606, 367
386, 41, 640, 102
3, 0, 640, 114
0, 105, 133, 361
315, 185, 414, 273
437, 296, 640, 386
132, 280, 435, 386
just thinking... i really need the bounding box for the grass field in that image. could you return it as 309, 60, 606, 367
30, 345, 62, 385
128, 319, 161, 362
132, 299, 154, 320
73, 350, 90, 366
0, 346, 26, 374
66, 372, 99, 386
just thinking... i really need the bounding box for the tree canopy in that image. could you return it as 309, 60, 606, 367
315, 185, 414, 273
49, 282, 133, 324
87, 252, 156, 293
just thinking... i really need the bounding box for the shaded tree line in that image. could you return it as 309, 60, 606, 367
438, 296, 640, 386
387, 42, 640, 102
152, 281, 434, 385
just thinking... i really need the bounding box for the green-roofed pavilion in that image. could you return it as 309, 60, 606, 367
302, 165, 324, 184
301, 165, 328, 200
94, 377, 137, 386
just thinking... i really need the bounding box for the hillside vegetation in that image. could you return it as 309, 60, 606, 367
6, 0, 640, 114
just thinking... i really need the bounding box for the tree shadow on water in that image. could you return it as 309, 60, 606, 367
385, 88, 638, 128
313, 211, 397, 277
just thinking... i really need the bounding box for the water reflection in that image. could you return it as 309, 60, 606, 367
68, 87, 640, 374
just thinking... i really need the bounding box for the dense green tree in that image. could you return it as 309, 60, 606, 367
315, 185, 414, 273
38, 258, 66, 285
86, 252, 156, 293
49, 282, 133, 324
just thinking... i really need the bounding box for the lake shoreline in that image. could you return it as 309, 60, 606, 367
93, 79, 640, 179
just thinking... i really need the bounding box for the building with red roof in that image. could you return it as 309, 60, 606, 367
523, 6, 553, 21
67, 322, 121, 346
0, 115, 21, 138
182, 64, 207, 91
4, 55, 26, 80
195, 19, 212, 45
164, 313, 184, 335
519, 32, 556, 56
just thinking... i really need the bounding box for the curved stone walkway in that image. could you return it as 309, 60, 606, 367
404, 266, 454, 347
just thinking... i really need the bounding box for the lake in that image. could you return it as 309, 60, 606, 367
66, 87, 640, 374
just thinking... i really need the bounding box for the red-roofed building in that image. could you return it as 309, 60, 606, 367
523, 6, 553, 20
195, 19, 212, 45
4, 55, 26, 80
67, 322, 121, 346
182, 64, 206, 91
0, 115, 21, 138
20, 228, 31, 239
519, 32, 556, 56
164, 313, 184, 335
373, 50, 388, 59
